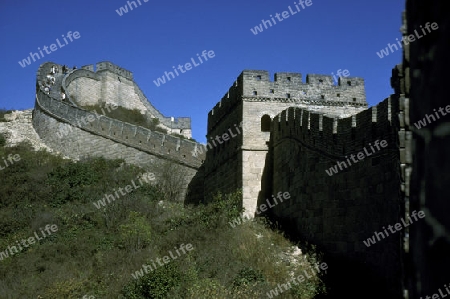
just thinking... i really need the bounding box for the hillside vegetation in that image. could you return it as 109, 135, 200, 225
0, 135, 326, 298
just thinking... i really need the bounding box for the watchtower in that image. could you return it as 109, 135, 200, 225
203, 70, 368, 215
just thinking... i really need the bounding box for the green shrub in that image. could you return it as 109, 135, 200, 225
0, 133, 5, 147
122, 262, 182, 299
46, 161, 99, 206
0, 109, 11, 122
166, 190, 242, 232
0, 143, 326, 299
232, 267, 265, 288
118, 211, 152, 251
187, 278, 228, 299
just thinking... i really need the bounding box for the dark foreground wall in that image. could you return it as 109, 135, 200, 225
403, 0, 450, 297
263, 94, 406, 297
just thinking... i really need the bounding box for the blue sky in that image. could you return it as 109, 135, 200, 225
0, 0, 405, 143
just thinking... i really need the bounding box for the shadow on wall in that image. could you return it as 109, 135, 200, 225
256, 146, 274, 218
184, 165, 205, 205
270, 217, 393, 299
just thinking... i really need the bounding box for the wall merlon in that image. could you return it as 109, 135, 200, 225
241, 70, 270, 82
96, 61, 133, 80
81, 64, 94, 71
275, 72, 303, 84
338, 76, 364, 87
306, 74, 334, 85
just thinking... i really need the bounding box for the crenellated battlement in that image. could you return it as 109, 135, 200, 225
96, 61, 133, 80
207, 78, 243, 132
241, 70, 366, 104
207, 69, 367, 132
271, 95, 398, 158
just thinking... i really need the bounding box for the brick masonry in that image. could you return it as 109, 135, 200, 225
33, 61, 205, 200
400, 0, 450, 297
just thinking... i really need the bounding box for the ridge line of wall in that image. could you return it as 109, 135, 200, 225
34, 62, 205, 169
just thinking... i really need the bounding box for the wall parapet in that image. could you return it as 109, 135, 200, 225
207, 78, 242, 132
271, 95, 399, 159
96, 61, 133, 80
34, 62, 205, 169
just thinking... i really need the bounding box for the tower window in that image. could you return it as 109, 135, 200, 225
321, 95, 325, 99
261, 115, 271, 132
256, 75, 262, 80
337, 93, 340, 97
347, 81, 352, 86
319, 79, 323, 84
353, 98, 357, 102
286, 93, 291, 98
270, 89, 274, 93
287, 77, 291, 82
253, 91, 257, 96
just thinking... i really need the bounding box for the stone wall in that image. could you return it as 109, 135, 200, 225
265, 94, 405, 297
401, 0, 450, 297
240, 70, 367, 107
63, 61, 192, 138
33, 62, 206, 200
189, 69, 370, 212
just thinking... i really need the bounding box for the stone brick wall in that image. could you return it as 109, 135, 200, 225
62, 61, 192, 137
64, 75, 102, 107
33, 62, 206, 200
265, 95, 405, 297
240, 70, 367, 108
189, 69, 370, 212
401, 0, 450, 297
202, 94, 243, 203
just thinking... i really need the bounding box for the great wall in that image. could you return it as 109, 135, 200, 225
32, 61, 207, 200
24, 57, 406, 296
183, 66, 408, 296
0, 2, 445, 297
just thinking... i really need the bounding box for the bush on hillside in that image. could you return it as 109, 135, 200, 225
0, 109, 11, 122
0, 133, 5, 147
0, 142, 326, 299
